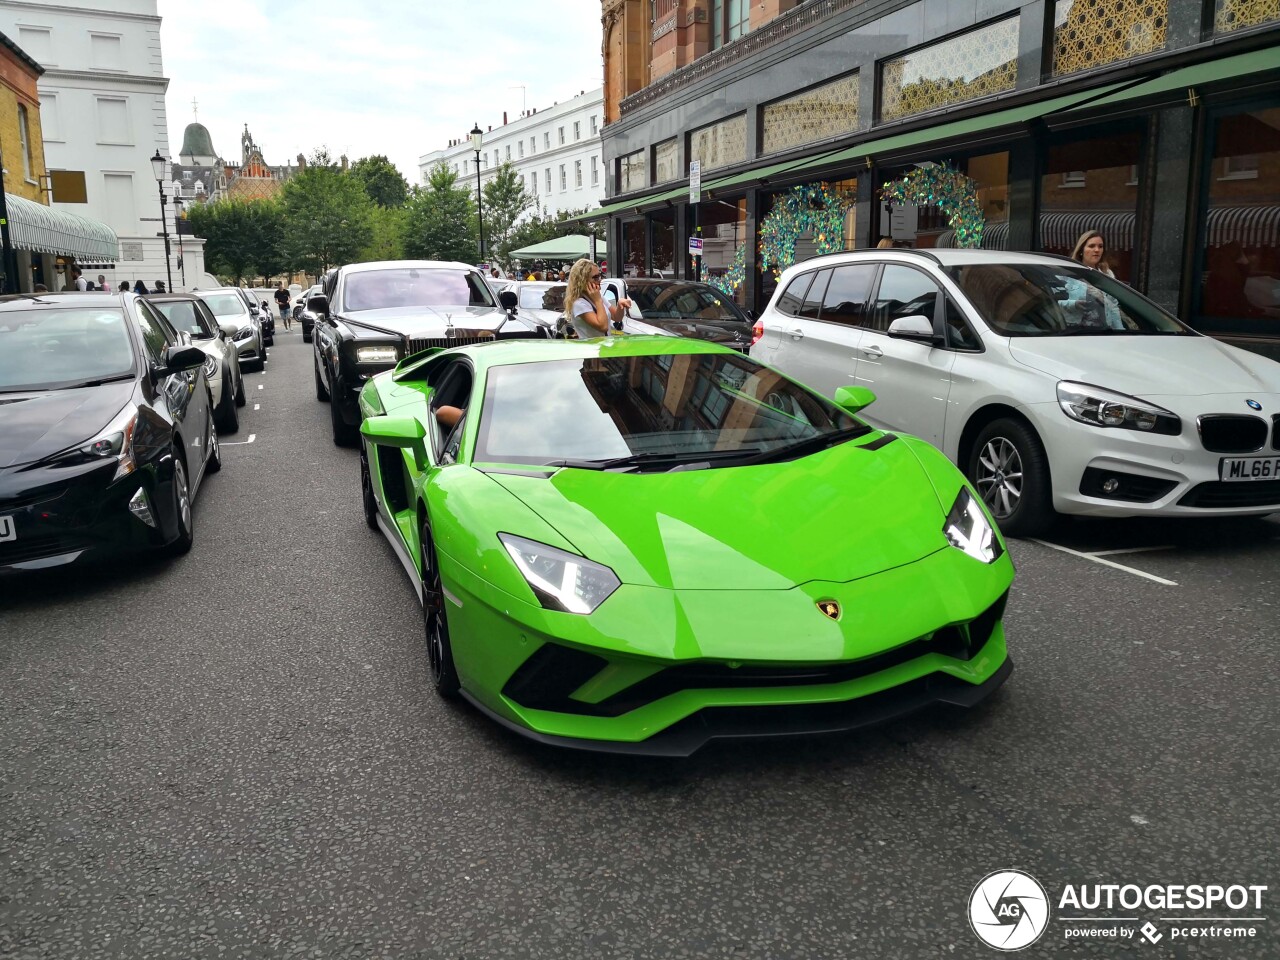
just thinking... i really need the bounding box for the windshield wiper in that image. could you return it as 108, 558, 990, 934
1057, 327, 1129, 336
61, 374, 135, 389
736, 426, 868, 466
546, 448, 762, 472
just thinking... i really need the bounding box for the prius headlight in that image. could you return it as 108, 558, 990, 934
356, 345, 400, 364
1057, 381, 1180, 435
944, 489, 1003, 564
52, 406, 139, 480
498, 533, 620, 614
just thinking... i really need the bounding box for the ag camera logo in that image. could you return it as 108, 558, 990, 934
970, 869, 1050, 951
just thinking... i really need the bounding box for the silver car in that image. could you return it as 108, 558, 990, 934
149, 293, 245, 433
195, 288, 267, 372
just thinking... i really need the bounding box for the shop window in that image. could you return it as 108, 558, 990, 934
1198, 105, 1280, 324
693, 197, 748, 304
1037, 130, 1142, 282
1052, 0, 1168, 78
759, 178, 859, 306
878, 156, 1008, 251
619, 149, 648, 192
689, 116, 746, 172
654, 139, 679, 184
879, 18, 1018, 123
762, 73, 859, 156
652, 209, 676, 278
622, 219, 646, 278
1214, 0, 1280, 34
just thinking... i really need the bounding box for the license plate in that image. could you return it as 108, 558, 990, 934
1220, 456, 1280, 481
0, 515, 14, 542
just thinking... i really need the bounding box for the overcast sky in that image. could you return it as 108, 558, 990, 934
157, 0, 604, 182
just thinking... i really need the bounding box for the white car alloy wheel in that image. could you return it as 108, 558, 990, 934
975, 436, 1023, 519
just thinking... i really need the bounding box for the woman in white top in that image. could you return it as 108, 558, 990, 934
563, 259, 631, 339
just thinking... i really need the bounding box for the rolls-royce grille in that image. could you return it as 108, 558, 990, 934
1198, 415, 1268, 453
405, 331, 546, 357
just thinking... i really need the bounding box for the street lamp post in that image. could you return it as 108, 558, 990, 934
172, 190, 187, 289
470, 123, 486, 265
150, 150, 174, 292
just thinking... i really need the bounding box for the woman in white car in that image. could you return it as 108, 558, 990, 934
1063, 230, 1124, 329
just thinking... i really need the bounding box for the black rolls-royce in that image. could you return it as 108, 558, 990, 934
312, 260, 551, 445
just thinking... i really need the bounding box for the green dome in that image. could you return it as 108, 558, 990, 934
179, 122, 217, 162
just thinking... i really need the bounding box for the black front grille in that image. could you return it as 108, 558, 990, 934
405, 331, 547, 357
1079, 467, 1178, 503
1198, 415, 1268, 453
0, 533, 92, 565
1178, 480, 1280, 508
503, 591, 1010, 717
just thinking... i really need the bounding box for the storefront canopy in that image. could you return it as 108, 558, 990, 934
1064, 44, 1280, 113
6, 194, 119, 261
509, 234, 608, 260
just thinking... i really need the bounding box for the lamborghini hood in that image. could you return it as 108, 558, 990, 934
486, 436, 948, 590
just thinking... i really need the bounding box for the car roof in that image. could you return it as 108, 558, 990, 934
781, 248, 1075, 275
144, 293, 201, 301
0, 292, 131, 310
341, 260, 476, 275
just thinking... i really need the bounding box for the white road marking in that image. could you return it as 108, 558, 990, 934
254, 404, 260, 410
221, 433, 256, 446
257, 384, 264, 390
1089, 545, 1174, 557
1028, 538, 1179, 586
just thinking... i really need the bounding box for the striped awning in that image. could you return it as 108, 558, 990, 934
934, 220, 1010, 250
5, 194, 119, 260
1037, 211, 1135, 251
1205, 205, 1280, 248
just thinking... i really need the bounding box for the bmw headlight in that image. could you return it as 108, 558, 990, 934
202, 355, 218, 379
498, 533, 620, 614
356, 345, 400, 364
1057, 381, 1180, 435
944, 489, 1003, 564
52, 406, 139, 480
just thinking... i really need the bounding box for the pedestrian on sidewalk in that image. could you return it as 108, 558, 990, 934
275, 282, 292, 330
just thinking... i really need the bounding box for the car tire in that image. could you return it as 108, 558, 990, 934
206, 418, 222, 474
968, 417, 1054, 539
215, 370, 239, 434
420, 517, 460, 700
330, 375, 359, 447
234, 366, 246, 407
164, 451, 195, 556
360, 450, 378, 530
303, 330, 312, 344
314, 357, 330, 402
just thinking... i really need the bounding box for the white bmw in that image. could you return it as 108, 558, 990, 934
756, 249, 1280, 536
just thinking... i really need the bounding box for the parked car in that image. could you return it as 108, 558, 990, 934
756, 248, 1280, 536
313, 260, 550, 446
294, 284, 323, 343
0, 292, 218, 572
195, 288, 267, 372
602, 278, 754, 352
500, 280, 565, 332
148, 293, 245, 434
242, 289, 274, 345
356, 335, 1014, 754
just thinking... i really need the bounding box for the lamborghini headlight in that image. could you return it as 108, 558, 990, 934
1056, 381, 1180, 435
944, 488, 1002, 564
356, 345, 400, 364
498, 533, 620, 614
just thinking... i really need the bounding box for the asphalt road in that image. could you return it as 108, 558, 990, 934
2, 329, 1277, 959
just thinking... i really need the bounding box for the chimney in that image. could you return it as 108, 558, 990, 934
503, 111, 508, 124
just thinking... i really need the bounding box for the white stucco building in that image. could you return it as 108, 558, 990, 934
0, 0, 205, 290
419, 88, 605, 222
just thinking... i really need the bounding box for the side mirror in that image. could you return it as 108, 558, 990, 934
217, 327, 226, 340
308, 295, 329, 319
156, 343, 206, 377
498, 290, 518, 310
260, 300, 270, 309
887, 314, 941, 344
833, 385, 877, 415
360, 416, 428, 470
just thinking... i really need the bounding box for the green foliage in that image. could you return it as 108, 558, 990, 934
404, 163, 478, 264
185, 199, 258, 284
350, 155, 409, 208
244, 200, 289, 283
359, 205, 407, 262
482, 163, 534, 267
281, 164, 375, 274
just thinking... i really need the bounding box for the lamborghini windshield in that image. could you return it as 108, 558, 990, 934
342, 268, 496, 312
474, 351, 869, 469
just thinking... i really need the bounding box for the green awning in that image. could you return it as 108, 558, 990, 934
509, 234, 608, 260
6, 194, 118, 260
1065, 45, 1280, 111
561, 186, 686, 223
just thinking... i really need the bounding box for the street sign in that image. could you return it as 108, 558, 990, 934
689, 160, 701, 205
688, 237, 703, 256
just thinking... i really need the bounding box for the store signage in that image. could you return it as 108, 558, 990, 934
688, 237, 703, 256
689, 160, 701, 205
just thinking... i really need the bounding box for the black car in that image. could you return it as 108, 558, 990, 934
294, 284, 323, 343
313, 260, 549, 446
602, 278, 755, 352
0, 293, 217, 573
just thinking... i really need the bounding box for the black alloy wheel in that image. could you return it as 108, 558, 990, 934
968, 417, 1054, 538
164, 452, 195, 556
235, 367, 246, 406
206, 417, 222, 474
420, 519, 460, 699
314, 356, 330, 401
360, 450, 378, 529
215, 370, 239, 434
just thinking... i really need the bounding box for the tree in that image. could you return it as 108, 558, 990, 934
245, 200, 289, 283
404, 163, 477, 264
281, 163, 374, 274
502, 206, 606, 268
350, 155, 409, 208
185, 199, 256, 284
359, 205, 407, 262
482, 163, 534, 266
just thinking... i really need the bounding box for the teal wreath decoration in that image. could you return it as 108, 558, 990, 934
881, 163, 985, 248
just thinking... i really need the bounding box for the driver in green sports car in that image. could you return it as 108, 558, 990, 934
357, 335, 1014, 756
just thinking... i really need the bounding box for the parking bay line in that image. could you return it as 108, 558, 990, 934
1088, 545, 1175, 557
221, 433, 256, 446
1028, 539, 1179, 586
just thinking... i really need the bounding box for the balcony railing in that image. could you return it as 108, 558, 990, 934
621, 0, 871, 117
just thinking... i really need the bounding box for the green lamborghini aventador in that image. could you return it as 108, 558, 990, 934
358, 336, 1014, 755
